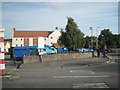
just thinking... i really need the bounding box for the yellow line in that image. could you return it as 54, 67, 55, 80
7, 68, 17, 75
106, 55, 115, 64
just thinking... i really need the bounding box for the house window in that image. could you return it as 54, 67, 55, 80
25, 38, 28, 41
34, 38, 37, 41
25, 44, 27, 46
21, 44, 22, 47
51, 42, 53, 44
51, 37, 53, 39
21, 39, 22, 41
16, 39, 18, 41
44, 38, 46, 41
16, 44, 18, 47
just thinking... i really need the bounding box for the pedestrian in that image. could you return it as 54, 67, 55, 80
97, 47, 100, 57
103, 46, 107, 58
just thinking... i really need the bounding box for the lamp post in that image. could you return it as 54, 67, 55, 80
96, 26, 100, 49
90, 27, 93, 49
90, 27, 94, 57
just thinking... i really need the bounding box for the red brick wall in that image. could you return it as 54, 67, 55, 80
33, 38, 38, 46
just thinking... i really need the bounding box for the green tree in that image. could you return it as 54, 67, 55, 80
98, 29, 113, 51
84, 36, 91, 48
58, 17, 85, 50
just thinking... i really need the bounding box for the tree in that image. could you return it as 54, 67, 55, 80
58, 17, 85, 50
98, 29, 113, 51
84, 36, 91, 48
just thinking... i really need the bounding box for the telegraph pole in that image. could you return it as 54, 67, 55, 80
90, 27, 94, 57
96, 27, 100, 49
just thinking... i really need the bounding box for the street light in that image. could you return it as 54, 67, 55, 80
90, 27, 93, 49
96, 26, 101, 49
90, 27, 94, 57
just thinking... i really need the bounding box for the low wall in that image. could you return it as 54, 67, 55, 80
23, 52, 96, 64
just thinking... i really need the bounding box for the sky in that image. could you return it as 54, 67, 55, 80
2, 2, 118, 39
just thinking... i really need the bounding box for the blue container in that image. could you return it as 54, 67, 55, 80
57, 47, 68, 53
73, 49, 83, 52
13, 46, 38, 58
44, 45, 50, 48
83, 49, 89, 52
88, 49, 94, 52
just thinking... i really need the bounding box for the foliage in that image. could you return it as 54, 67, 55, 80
98, 29, 120, 52
4, 39, 12, 42
58, 17, 85, 50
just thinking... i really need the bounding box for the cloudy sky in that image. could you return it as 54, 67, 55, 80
2, 2, 118, 39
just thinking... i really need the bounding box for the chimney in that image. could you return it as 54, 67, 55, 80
13, 28, 15, 31
55, 27, 58, 30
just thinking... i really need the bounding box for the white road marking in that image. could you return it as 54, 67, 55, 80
107, 61, 110, 63
70, 70, 82, 72
91, 71, 95, 75
73, 83, 109, 88
53, 75, 109, 78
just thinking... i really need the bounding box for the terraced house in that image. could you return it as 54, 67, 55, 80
12, 27, 61, 47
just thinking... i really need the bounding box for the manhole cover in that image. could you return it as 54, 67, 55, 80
73, 83, 109, 88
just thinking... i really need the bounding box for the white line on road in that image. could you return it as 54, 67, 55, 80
70, 70, 82, 72
91, 71, 95, 75
53, 75, 109, 78
73, 83, 109, 88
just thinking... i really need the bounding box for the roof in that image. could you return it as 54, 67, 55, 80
53, 43, 64, 48
13, 30, 53, 38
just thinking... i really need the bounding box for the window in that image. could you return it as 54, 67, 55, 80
16, 44, 18, 47
34, 38, 37, 41
16, 39, 18, 41
51, 37, 53, 39
44, 38, 46, 41
51, 42, 53, 44
21, 44, 22, 47
25, 44, 27, 46
21, 39, 22, 41
25, 38, 28, 41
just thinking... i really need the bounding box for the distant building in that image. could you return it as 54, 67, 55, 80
12, 27, 61, 47
4, 41, 12, 52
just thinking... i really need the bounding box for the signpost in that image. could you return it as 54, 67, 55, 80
38, 37, 44, 62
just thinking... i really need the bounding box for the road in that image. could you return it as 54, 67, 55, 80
2, 53, 118, 88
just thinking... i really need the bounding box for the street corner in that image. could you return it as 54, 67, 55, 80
2, 74, 21, 81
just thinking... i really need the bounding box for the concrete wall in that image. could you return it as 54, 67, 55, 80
23, 52, 93, 64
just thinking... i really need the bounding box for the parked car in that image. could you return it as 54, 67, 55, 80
57, 47, 68, 53
43, 47, 57, 54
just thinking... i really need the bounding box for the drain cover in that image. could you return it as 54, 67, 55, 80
73, 83, 109, 88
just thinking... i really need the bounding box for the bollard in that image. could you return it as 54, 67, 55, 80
0, 29, 5, 75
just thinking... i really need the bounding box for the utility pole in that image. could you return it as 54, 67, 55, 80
90, 27, 93, 49
90, 27, 94, 57
96, 27, 100, 49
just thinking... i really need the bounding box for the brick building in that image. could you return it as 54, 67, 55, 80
12, 27, 61, 47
